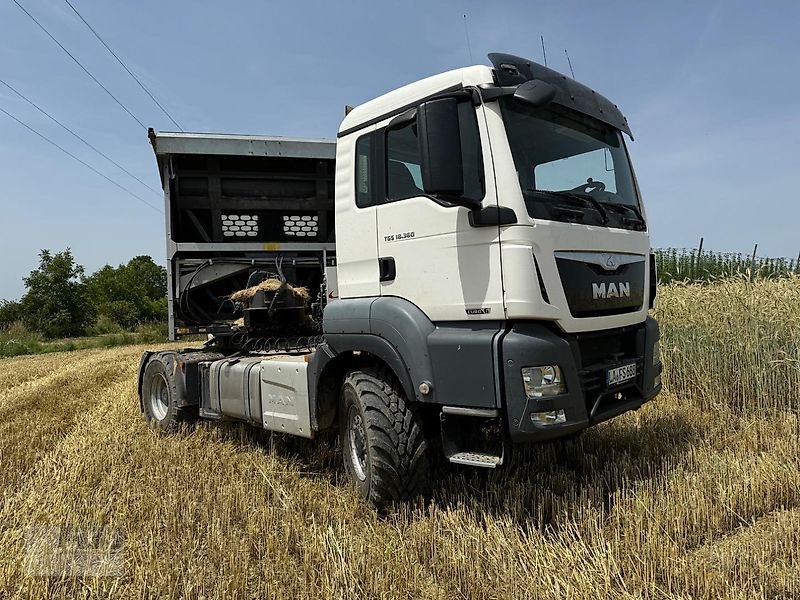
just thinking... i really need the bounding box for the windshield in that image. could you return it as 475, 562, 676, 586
499, 98, 645, 231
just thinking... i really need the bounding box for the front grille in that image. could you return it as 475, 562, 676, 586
555, 255, 645, 317
569, 326, 639, 369
579, 368, 604, 395
570, 326, 644, 418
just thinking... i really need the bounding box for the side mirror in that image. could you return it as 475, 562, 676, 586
417, 98, 477, 208
514, 80, 556, 107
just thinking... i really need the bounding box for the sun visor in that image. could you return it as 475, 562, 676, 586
488, 53, 633, 139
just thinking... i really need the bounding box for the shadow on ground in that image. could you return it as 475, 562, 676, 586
197, 405, 700, 528
429, 408, 700, 529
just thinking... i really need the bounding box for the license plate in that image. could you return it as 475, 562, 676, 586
606, 363, 637, 386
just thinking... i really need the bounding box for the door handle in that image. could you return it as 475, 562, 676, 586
378, 257, 396, 282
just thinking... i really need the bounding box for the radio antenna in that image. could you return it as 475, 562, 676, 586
564, 48, 576, 78
463, 14, 474, 64
541, 35, 548, 66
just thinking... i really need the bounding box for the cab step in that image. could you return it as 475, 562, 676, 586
447, 451, 503, 468
440, 408, 508, 470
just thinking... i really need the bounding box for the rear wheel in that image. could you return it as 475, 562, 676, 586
340, 367, 431, 508
140, 355, 195, 431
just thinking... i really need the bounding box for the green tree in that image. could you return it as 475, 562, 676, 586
84, 256, 167, 329
20, 249, 93, 338
0, 300, 23, 328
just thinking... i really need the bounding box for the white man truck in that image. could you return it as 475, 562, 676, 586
139, 53, 662, 508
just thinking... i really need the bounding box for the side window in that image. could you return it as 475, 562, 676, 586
355, 134, 373, 208
386, 122, 423, 201
384, 100, 485, 203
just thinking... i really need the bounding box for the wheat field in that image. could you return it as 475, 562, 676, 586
1, 277, 799, 599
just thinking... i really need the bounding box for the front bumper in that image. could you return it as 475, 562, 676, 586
501, 317, 662, 443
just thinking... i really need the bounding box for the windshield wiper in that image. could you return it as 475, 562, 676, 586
527, 189, 609, 225
553, 190, 648, 230
597, 201, 646, 229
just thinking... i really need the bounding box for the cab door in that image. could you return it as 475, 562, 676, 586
374, 100, 504, 322
334, 128, 380, 298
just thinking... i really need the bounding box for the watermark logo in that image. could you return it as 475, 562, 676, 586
24, 525, 124, 577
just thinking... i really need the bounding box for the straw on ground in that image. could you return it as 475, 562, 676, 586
0, 277, 798, 599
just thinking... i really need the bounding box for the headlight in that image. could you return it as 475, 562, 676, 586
652, 340, 661, 366
522, 365, 566, 399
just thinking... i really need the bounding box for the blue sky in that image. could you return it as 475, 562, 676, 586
1, 0, 798, 300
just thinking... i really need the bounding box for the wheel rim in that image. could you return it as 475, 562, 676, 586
149, 373, 170, 421
347, 404, 368, 482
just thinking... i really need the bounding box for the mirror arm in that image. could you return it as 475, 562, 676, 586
478, 85, 518, 103
469, 206, 518, 227
433, 194, 481, 211
479, 81, 557, 107
388, 107, 417, 128
428, 89, 475, 104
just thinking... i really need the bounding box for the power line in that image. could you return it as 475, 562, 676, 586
0, 77, 161, 196
61, 0, 184, 131
10, 0, 146, 129
0, 105, 161, 213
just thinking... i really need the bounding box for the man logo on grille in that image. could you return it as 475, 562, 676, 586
592, 282, 630, 299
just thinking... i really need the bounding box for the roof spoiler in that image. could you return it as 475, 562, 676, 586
487, 52, 633, 139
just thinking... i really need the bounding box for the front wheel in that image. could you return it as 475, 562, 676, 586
340, 367, 431, 508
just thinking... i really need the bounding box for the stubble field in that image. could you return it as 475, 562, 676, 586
0, 277, 798, 599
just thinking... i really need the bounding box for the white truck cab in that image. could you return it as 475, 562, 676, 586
139, 53, 661, 508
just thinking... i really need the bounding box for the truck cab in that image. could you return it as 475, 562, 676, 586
139, 53, 661, 508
